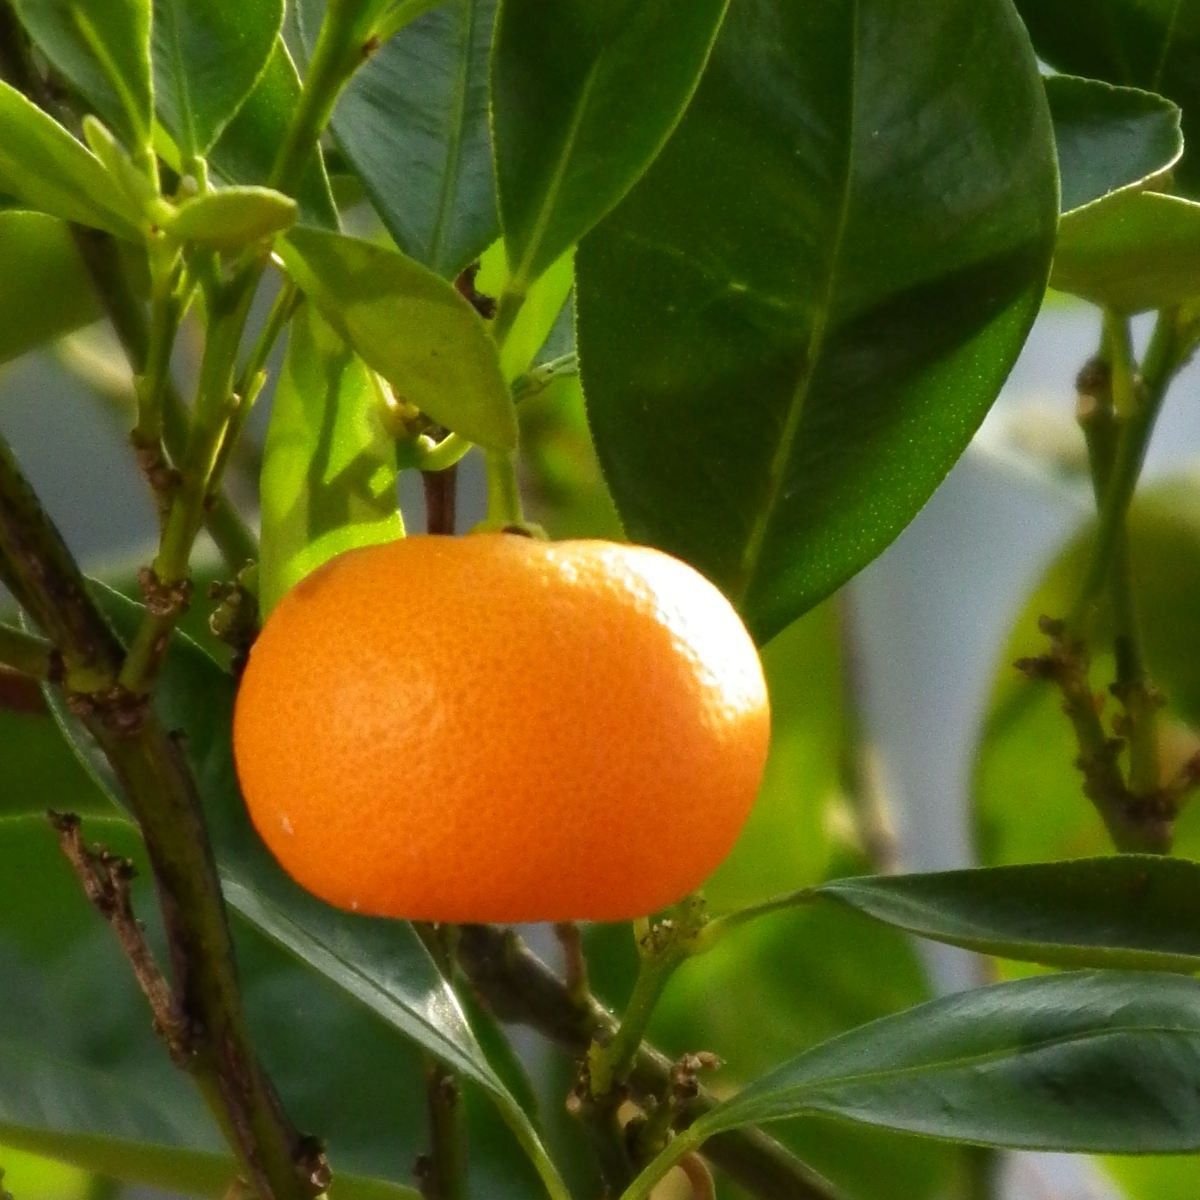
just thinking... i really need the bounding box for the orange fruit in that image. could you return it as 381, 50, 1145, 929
233, 534, 770, 922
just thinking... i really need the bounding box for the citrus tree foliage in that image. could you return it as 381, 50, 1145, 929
1, 2, 1199, 1199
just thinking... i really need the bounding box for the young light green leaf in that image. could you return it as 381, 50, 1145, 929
278, 227, 516, 450
1047, 75, 1183, 214
1014, 0, 1200, 192
258, 302, 403, 613
165, 185, 296, 250
297, 0, 498, 276
209, 38, 338, 229
152, 0, 283, 159
624, 971, 1200, 1198
13, 0, 153, 150
1052, 191, 1200, 312
492, 0, 729, 295
815, 857, 1200, 973
0, 212, 101, 365
0, 82, 139, 237
577, 0, 1057, 644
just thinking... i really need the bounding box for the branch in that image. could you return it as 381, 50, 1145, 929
49, 811, 191, 1063
456, 924, 842, 1200
0, 431, 323, 1200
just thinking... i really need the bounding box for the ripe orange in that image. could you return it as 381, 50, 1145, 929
233, 534, 770, 922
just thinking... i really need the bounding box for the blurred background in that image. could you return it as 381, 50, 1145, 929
3, 291, 1199, 1199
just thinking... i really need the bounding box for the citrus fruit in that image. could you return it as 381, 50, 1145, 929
233, 534, 770, 922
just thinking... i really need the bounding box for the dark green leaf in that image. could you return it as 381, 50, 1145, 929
278, 227, 516, 450
577, 0, 1057, 642
0, 212, 100, 364
152, 0, 283, 158
165, 185, 296, 249
298, 0, 497, 276
258, 301, 403, 613
208, 38, 337, 228
1052, 191, 1200, 312
492, 0, 728, 293
1014, 0, 1200, 192
816, 857, 1200, 973
0, 82, 139, 237
1047, 75, 1182, 214
973, 478, 1200, 871
629, 850, 959, 1200
0, 706, 114, 819
684, 971, 1200, 1155
13, 0, 153, 150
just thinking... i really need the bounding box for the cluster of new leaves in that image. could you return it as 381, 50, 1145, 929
4, 1, 1200, 1199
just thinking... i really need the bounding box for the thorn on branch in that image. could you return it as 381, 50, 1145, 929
48, 810, 193, 1066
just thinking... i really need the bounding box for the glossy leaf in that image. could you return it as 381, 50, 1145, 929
152, 0, 283, 158
208, 38, 337, 228
258, 301, 403, 613
492, 0, 728, 293
39, 587, 562, 1196
816, 857, 1200, 972
13, 0, 153, 149
668, 971, 1200, 1157
577, 0, 1057, 643
1047, 75, 1182, 214
278, 227, 516, 450
298, 0, 498, 276
626, 848, 959, 1200
1052, 191, 1200, 312
0, 82, 138, 237
1014, 0, 1200, 191
0, 212, 100, 364
165, 185, 296, 249
974, 478, 1200, 869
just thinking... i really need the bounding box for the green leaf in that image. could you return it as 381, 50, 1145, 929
38, 588, 563, 1197
611, 848, 959, 1200
258, 302, 403, 613
297, 0, 498, 276
676, 971, 1200, 1156
576, 0, 1057, 643
152, 0, 283, 159
0, 82, 139, 237
1052, 190, 1200, 312
0, 212, 98, 364
476, 239, 574, 382
815, 857, 1200, 973
278, 227, 516, 450
1047, 75, 1183, 214
13, 0, 153, 150
0, 707, 114, 819
973, 477, 1200, 870
491, 0, 728, 293
1014, 0, 1200, 192
165, 185, 296, 249
208, 38, 338, 228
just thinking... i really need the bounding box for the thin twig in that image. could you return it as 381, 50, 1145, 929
49, 810, 191, 1063
456, 924, 842, 1200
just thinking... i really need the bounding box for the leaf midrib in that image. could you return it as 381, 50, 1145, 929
731, 1, 860, 612
702, 1018, 1200, 1137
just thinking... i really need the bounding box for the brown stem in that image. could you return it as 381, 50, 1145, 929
422, 464, 459, 536
456, 925, 842, 1200
49, 810, 191, 1063
0, 430, 323, 1200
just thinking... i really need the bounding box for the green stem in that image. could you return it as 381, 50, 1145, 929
484, 450, 526, 528
618, 1129, 703, 1200
1071, 310, 1180, 633
0, 622, 56, 679
269, 0, 375, 195
491, 287, 526, 349
694, 889, 818, 954
133, 250, 185, 449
